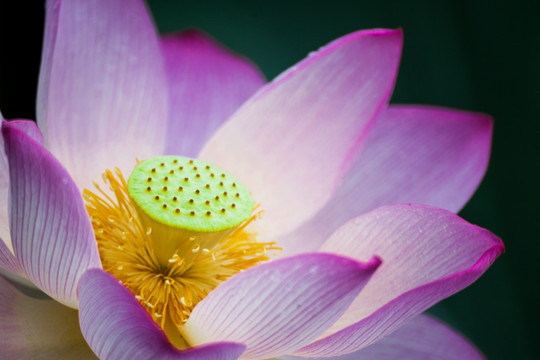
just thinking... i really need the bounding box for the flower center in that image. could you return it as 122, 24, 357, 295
83, 156, 279, 347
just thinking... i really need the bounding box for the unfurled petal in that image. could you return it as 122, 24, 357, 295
286, 314, 484, 360
0, 275, 97, 360
200, 29, 402, 241
0, 119, 43, 276
78, 269, 246, 360
3, 123, 102, 308
183, 253, 381, 359
293, 204, 502, 357
161, 30, 265, 157
37, 0, 169, 190
285, 105, 493, 253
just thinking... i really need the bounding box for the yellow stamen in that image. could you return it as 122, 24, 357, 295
83, 167, 280, 343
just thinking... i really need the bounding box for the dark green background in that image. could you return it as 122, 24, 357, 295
1, 1, 537, 359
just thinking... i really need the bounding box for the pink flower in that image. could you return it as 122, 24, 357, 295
0, 0, 502, 359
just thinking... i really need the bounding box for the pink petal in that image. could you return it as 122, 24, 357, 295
293, 204, 502, 357
78, 269, 246, 360
200, 29, 402, 241
0, 119, 43, 276
0, 275, 97, 359
161, 30, 265, 157
37, 0, 169, 190
183, 253, 381, 359
285, 314, 484, 360
285, 105, 493, 254
3, 123, 102, 308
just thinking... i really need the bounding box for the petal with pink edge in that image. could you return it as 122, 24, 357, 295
3, 123, 102, 308
0, 119, 43, 276
0, 275, 97, 360
37, 0, 168, 190
285, 314, 484, 360
183, 253, 381, 359
293, 204, 502, 357
200, 29, 402, 241
285, 105, 493, 254
78, 269, 246, 360
161, 30, 265, 157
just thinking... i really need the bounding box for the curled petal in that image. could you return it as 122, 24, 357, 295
183, 253, 381, 359
3, 123, 101, 308
293, 204, 502, 357
0, 119, 43, 275
37, 0, 169, 190
161, 30, 265, 156
201, 29, 403, 241
78, 269, 246, 360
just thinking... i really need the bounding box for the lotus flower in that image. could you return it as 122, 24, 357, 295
0, 0, 503, 359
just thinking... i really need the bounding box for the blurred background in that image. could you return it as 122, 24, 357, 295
1, 0, 538, 359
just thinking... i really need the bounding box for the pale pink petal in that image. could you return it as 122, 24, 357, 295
293, 204, 502, 357
200, 29, 402, 241
161, 30, 265, 157
3, 123, 102, 308
78, 269, 246, 360
286, 105, 493, 254
0, 119, 43, 276
285, 314, 484, 360
183, 253, 381, 359
37, 0, 168, 190
0, 275, 97, 360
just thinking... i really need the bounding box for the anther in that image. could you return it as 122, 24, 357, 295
189, 160, 194, 165
221, 174, 226, 178
154, 195, 160, 200
235, 193, 240, 198
232, 183, 237, 188
193, 166, 198, 171
223, 192, 228, 196
175, 208, 181, 214
196, 174, 201, 178
146, 186, 151, 191
210, 173, 215, 177
190, 211, 196, 216
189, 199, 194, 204
205, 200, 210, 205
151, 168, 156, 173
173, 197, 178, 202
231, 203, 236, 208
178, 186, 183, 191
184, 177, 189, 182
163, 186, 168, 191
179, 166, 184, 170
221, 208, 226, 213
162, 204, 167, 209
195, 189, 200, 195
215, 196, 220, 201
169, 170, 174, 174
205, 165, 210, 170
205, 184, 210, 189
206, 211, 211, 216
164, 176, 169, 181
219, 182, 224, 186
147, 177, 152, 182
160, 162, 165, 167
